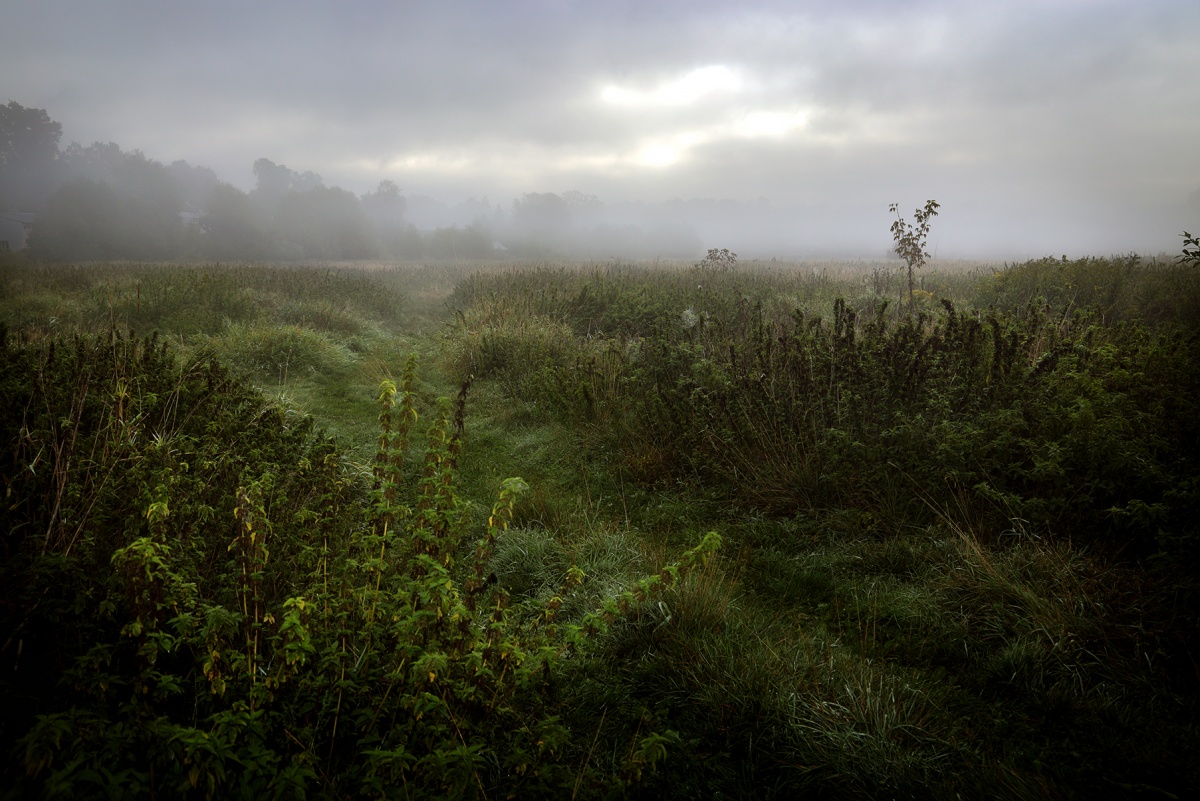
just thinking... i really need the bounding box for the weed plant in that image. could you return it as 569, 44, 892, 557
442, 254, 1200, 797
0, 329, 721, 797
449, 258, 1200, 550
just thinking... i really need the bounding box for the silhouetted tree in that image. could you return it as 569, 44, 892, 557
56, 143, 183, 215
562, 190, 603, 226
393, 223, 426, 259
32, 177, 183, 261
31, 143, 187, 259
200, 182, 273, 260
362, 179, 410, 257
251, 157, 295, 204
59, 142, 125, 185
361, 179, 406, 221
429, 222, 491, 260
513, 192, 570, 235
0, 102, 63, 209
169, 160, 220, 212
276, 186, 376, 260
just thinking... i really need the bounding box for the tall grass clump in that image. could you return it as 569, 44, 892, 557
582, 516, 1199, 798
974, 254, 1200, 329
446, 258, 1200, 563
200, 322, 358, 383
627, 298, 1199, 552
444, 260, 929, 427
0, 262, 411, 339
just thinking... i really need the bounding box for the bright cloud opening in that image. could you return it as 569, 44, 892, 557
735, 109, 810, 138
632, 130, 710, 168
636, 143, 682, 167
601, 65, 742, 107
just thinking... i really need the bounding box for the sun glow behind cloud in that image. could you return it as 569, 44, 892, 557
631, 111, 811, 169
735, 109, 810, 138
595, 64, 820, 170
631, 130, 708, 167
600, 65, 742, 107
329, 63, 881, 189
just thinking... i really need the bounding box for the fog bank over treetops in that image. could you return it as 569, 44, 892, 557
3, 0, 1199, 259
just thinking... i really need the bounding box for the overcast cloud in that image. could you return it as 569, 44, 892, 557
3, 0, 1199, 257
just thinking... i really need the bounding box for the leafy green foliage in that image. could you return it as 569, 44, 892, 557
976, 254, 1200, 329
638, 300, 1199, 553
438, 254, 1200, 798
4, 254, 1200, 798
448, 259, 1200, 560
0, 331, 718, 797
1180, 230, 1200, 267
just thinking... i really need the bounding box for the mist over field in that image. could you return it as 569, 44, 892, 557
3, 0, 1199, 259
6, 5, 1200, 796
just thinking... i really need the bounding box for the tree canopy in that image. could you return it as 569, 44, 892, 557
0, 101, 63, 208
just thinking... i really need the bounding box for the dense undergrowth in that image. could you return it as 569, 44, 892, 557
0, 328, 719, 798
447, 257, 1200, 555
2, 254, 1199, 798
445, 255, 1200, 796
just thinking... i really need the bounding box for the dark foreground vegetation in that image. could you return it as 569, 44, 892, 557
2, 252, 1199, 798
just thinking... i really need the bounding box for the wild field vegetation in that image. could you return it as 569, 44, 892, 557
1, 251, 1198, 799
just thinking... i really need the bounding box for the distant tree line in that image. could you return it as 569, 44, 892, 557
1, 101, 702, 262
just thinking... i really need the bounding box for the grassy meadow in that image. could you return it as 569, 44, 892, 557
1, 251, 1198, 799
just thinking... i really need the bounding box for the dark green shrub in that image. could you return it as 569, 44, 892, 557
626, 299, 1200, 554
975, 255, 1200, 330
0, 332, 720, 797
446, 259, 1200, 564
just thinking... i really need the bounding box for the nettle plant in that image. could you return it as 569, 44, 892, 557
5, 337, 720, 799
889, 199, 940, 312
278, 369, 721, 795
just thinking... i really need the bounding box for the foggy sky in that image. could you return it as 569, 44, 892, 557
3, 0, 1199, 258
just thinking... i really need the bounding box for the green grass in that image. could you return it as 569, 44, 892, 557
2, 254, 1198, 798
436, 254, 1200, 797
